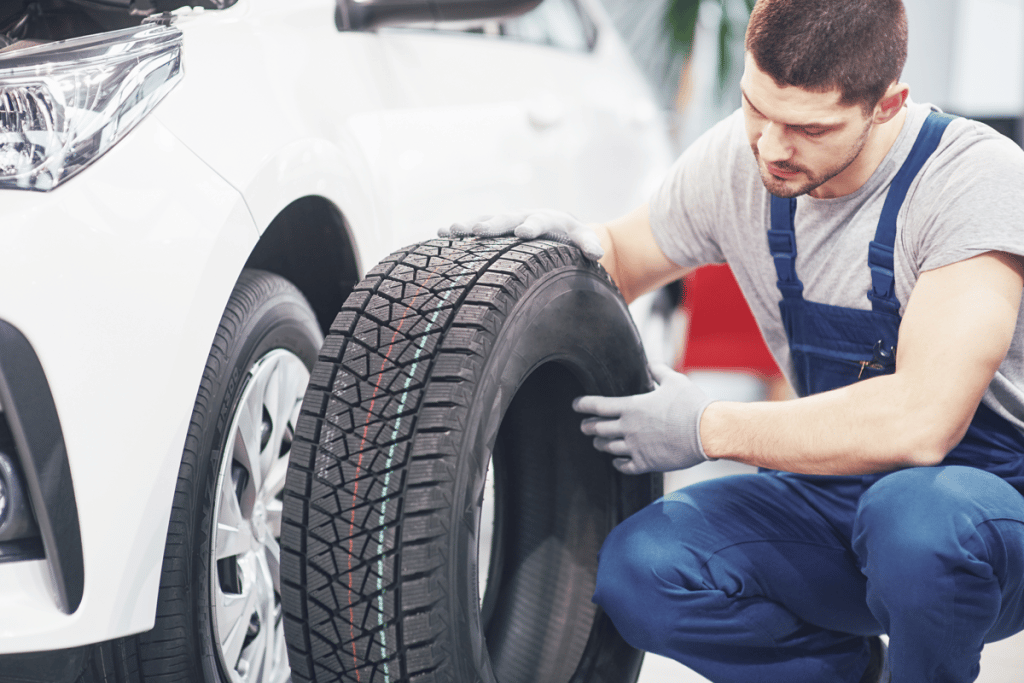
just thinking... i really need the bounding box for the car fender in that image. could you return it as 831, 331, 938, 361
0, 116, 258, 652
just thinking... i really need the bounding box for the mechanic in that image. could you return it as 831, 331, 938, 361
443, 0, 1024, 681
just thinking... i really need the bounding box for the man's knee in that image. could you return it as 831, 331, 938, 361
853, 467, 1022, 609
593, 503, 703, 653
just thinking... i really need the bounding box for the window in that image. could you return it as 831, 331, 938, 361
500, 0, 597, 51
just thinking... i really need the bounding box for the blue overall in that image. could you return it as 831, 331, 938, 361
593, 112, 1024, 682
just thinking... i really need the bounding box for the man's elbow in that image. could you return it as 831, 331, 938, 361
901, 443, 951, 468
897, 409, 973, 468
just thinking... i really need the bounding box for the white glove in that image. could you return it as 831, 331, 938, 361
573, 364, 714, 475
438, 209, 604, 260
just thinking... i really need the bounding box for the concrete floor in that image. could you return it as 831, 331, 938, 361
637, 638, 1023, 683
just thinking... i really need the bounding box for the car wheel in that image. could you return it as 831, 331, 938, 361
281, 238, 659, 683
99, 269, 322, 683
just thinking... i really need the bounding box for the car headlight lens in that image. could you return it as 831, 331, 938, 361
0, 23, 183, 191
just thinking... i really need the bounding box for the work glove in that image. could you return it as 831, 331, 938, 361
573, 363, 714, 475
438, 209, 604, 261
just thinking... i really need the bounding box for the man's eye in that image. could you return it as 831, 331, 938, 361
801, 128, 828, 137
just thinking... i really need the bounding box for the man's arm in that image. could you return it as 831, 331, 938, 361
594, 203, 692, 304
701, 251, 1024, 474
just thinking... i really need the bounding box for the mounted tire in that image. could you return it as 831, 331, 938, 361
281, 238, 660, 683
120, 269, 321, 683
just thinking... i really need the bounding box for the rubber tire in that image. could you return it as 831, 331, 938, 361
281, 238, 660, 683
72, 269, 323, 683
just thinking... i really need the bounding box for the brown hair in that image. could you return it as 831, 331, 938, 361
745, 0, 908, 110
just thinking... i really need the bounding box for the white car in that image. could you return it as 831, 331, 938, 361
0, 0, 671, 681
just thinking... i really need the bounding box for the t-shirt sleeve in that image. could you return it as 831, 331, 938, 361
649, 110, 748, 268
904, 119, 1024, 273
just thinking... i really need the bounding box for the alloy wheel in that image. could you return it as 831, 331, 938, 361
211, 348, 309, 683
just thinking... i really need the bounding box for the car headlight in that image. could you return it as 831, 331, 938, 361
0, 23, 183, 192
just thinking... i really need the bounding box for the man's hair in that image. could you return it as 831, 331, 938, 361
745, 0, 908, 111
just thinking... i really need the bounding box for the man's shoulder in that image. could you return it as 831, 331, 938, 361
932, 110, 1024, 176
681, 109, 751, 163
904, 105, 1024, 208
900, 105, 1024, 275
672, 109, 763, 197
648, 109, 766, 269
708, 108, 751, 159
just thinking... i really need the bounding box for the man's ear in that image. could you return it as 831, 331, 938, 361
874, 83, 910, 124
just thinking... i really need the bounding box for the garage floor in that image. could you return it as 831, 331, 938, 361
636, 638, 1023, 683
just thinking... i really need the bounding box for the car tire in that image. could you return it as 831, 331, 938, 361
281, 237, 659, 683
74, 269, 323, 683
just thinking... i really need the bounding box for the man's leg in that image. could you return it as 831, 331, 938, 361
593, 473, 883, 683
853, 466, 1024, 683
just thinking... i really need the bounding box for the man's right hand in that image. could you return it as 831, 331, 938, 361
439, 209, 605, 261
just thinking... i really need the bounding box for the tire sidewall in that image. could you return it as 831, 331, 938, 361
175, 272, 322, 683
449, 263, 650, 683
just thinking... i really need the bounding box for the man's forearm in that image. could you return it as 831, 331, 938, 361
699, 374, 964, 475
700, 253, 1022, 477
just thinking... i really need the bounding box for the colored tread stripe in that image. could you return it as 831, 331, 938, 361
349, 262, 446, 681
374, 271, 466, 682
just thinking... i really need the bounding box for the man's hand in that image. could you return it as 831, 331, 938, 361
439, 209, 604, 260
572, 364, 714, 474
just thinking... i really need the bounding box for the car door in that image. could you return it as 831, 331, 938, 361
356, 0, 670, 249
497, 0, 672, 221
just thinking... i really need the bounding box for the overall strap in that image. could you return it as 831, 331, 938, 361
768, 195, 802, 299
867, 110, 956, 314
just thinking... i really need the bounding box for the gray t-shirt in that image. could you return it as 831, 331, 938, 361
650, 102, 1024, 432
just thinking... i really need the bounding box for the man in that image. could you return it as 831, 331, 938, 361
444, 0, 1024, 680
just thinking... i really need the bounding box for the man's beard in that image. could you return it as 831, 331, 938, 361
752, 120, 873, 198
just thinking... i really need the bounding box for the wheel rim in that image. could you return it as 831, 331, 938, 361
477, 457, 497, 613
211, 348, 309, 683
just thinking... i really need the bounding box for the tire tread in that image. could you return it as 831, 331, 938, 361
281, 239, 618, 683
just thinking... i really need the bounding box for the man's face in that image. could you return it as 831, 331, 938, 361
740, 53, 875, 199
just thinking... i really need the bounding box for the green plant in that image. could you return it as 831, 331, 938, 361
666, 0, 755, 89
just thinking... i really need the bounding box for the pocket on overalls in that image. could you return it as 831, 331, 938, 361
791, 343, 893, 396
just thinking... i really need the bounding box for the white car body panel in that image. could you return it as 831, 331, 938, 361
0, 0, 672, 651
0, 117, 258, 651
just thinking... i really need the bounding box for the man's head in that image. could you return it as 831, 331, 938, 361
745, 0, 907, 112
740, 0, 910, 199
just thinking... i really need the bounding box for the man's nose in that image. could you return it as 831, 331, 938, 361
757, 121, 793, 163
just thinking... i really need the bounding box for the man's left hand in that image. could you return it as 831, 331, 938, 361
573, 364, 714, 474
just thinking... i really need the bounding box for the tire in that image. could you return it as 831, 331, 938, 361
72, 269, 323, 683
281, 238, 660, 683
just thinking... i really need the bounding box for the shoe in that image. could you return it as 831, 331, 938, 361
858, 637, 891, 683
